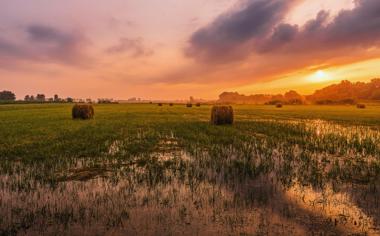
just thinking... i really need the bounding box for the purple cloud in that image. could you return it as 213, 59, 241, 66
106, 37, 154, 58
186, 0, 380, 64
0, 24, 90, 68
186, 0, 300, 63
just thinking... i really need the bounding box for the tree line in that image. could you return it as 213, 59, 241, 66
218, 79, 380, 105
0, 91, 118, 104
0, 91, 74, 103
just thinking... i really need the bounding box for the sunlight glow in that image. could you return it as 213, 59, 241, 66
309, 70, 331, 83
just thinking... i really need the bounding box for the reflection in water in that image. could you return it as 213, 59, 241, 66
1, 121, 380, 235
1, 155, 379, 235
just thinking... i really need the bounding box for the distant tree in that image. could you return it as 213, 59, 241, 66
288, 99, 304, 105
24, 95, 30, 101
315, 100, 334, 105
0, 90, 16, 101
36, 94, 45, 102
54, 94, 60, 102
266, 100, 283, 105
339, 98, 356, 105
98, 98, 115, 104
66, 97, 74, 103
30, 95, 35, 101
272, 94, 285, 101
371, 90, 380, 100
284, 90, 304, 103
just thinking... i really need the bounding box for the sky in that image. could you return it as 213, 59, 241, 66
1, 0, 380, 100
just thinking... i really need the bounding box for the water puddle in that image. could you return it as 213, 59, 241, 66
1, 147, 379, 235
1, 127, 380, 235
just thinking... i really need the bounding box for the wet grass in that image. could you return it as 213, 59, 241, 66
1, 103, 380, 235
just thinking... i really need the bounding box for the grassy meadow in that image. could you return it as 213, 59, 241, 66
1, 103, 380, 235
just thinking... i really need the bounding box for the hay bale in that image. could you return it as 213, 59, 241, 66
72, 104, 94, 119
158, 103, 163, 106
169, 103, 174, 106
357, 104, 366, 109
276, 104, 283, 108
196, 103, 201, 107
211, 106, 234, 125
186, 103, 192, 108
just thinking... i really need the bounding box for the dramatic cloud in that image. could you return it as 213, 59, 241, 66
261, 0, 380, 53
186, 0, 300, 62
173, 0, 380, 87
0, 24, 90, 68
187, 0, 380, 64
106, 37, 154, 58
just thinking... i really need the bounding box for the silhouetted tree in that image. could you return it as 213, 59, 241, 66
54, 94, 60, 102
36, 94, 45, 102
284, 90, 305, 104
371, 90, 380, 100
0, 91, 16, 101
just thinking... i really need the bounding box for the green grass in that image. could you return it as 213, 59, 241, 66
0, 103, 379, 161
1, 103, 380, 235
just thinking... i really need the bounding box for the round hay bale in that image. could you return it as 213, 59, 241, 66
211, 106, 234, 125
158, 103, 163, 106
357, 104, 366, 109
169, 103, 174, 106
196, 103, 201, 107
72, 104, 94, 119
186, 103, 192, 108
276, 104, 283, 108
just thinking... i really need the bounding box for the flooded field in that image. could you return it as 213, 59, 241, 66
1, 104, 380, 235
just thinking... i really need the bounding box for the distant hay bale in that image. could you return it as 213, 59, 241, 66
357, 104, 366, 109
211, 106, 234, 125
276, 104, 283, 108
158, 103, 163, 106
196, 103, 201, 107
169, 103, 174, 106
72, 104, 94, 119
186, 103, 192, 108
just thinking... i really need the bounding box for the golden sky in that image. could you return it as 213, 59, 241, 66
1, 0, 380, 100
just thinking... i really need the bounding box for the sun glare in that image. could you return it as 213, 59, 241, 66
309, 70, 331, 83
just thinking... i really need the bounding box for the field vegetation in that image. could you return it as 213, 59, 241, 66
1, 104, 380, 235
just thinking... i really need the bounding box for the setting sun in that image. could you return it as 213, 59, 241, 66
309, 70, 331, 83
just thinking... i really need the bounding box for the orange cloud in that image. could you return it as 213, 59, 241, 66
172, 0, 380, 87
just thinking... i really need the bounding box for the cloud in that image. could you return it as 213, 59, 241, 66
258, 23, 298, 52
303, 10, 329, 33
27, 25, 73, 43
0, 37, 27, 57
186, 0, 300, 63
261, 0, 380, 54
175, 0, 380, 86
186, 0, 380, 62
0, 24, 90, 68
106, 37, 154, 58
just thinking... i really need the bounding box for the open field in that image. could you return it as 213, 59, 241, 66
1, 104, 380, 235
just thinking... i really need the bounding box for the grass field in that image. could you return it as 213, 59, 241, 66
1, 104, 380, 235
